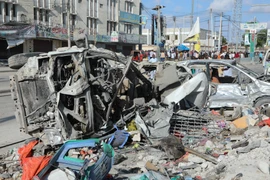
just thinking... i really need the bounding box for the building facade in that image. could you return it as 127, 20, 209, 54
0, 0, 146, 59
142, 27, 220, 51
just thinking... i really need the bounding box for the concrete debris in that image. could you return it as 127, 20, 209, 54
5, 46, 270, 179
236, 140, 261, 153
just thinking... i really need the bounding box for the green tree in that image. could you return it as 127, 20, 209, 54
222, 36, 227, 45
256, 29, 267, 48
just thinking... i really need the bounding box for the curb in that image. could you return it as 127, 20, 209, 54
0, 70, 17, 73
0, 89, 10, 94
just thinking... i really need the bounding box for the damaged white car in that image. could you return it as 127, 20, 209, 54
178, 60, 270, 114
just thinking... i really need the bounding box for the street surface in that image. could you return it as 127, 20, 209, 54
0, 67, 30, 154
0, 60, 264, 154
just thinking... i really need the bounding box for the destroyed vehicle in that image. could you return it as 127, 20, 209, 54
178, 60, 270, 113
9, 46, 153, 146
135, 61, 208, 109
263, 48, 270, 75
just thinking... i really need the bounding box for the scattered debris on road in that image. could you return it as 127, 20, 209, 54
3, 46, 270, 179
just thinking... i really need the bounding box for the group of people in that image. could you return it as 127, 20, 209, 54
192, 50, 249, 60
145, 47, 265, 64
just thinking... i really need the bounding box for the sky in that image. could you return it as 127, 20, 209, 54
141, 0, 270, 42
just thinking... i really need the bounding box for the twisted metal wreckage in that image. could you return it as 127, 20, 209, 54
9, 45, 222, 149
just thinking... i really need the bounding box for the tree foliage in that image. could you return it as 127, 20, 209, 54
222, 36, 227, 45
256, 29, 267, 48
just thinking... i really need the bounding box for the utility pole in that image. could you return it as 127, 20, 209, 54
208, 20, 210, 51
152, 4, 165, 62
251, 16, 256, 64
190, 0, 194, 51
210, 9, 214, 51
179, 28, 182, 45
157, 6, 161, 61
173, 16, 176, 46
218, 12, 223, 52
67, 0, 71, 48
191, 0, 194, 27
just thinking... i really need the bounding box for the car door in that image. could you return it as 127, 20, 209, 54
208, 63, 251, 108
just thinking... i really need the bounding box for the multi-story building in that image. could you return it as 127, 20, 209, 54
0, 0, 146, 59
142, 27, 220, 51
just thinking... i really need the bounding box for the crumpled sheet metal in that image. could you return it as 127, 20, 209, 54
209, 84, 251, 108
163, 72, 208, 109
135, 106, 174, 141
154, 64, 183, 91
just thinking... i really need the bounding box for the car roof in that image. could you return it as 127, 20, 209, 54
47, 46, 86, 57
179, 59, 237, 66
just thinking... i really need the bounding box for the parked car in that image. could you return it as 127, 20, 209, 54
178, 60, 270, 113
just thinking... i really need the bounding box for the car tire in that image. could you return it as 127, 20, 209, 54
254, 97, 270, 117
8, 52, 44, 69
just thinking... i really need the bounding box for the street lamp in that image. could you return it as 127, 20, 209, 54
152, 5, 165, 61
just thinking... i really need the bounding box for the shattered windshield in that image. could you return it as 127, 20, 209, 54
236, 63, 259, 78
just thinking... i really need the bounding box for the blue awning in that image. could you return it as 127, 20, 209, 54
177, 44, 189, 51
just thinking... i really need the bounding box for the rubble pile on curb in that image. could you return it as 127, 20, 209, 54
3, 46, 270, 180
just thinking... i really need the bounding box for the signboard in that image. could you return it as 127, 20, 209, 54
139, 35, 147, 44
119, 11, 140, 24
0, 25, 36, 39
125, 34, 139, 44
110, 31, 118, 42
118, 33, 127, 43
37, 25, 71, 40
250, 33, 255, 58
244, 33, 250, 45
140, 15, 147, 25
240, 23, 267, 30
250, 29, 256, 34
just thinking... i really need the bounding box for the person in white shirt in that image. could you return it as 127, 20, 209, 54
149, 50, 154, 59
149, 54, 157, 63
167, 50, 171, 59
171, 51, 176, 60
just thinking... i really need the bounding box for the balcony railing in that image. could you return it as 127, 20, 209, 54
6, 0, 18, 4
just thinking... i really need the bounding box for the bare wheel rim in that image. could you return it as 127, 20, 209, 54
259, 103, 270, 114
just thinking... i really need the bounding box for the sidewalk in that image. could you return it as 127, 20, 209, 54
0, 67, 16, 94
0, 66, 16, 73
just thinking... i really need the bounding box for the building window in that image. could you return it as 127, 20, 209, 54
124, 24, 132, 34
39, 9, 43, 21
175, 35, 178, 40
5, 3, 9, 16
107, 21, 116, 35
44, 0, 50, 9
39, 0, 43, 7
71, 15, 76, 26
125, 1, 132, 13
107, 0, 116, 21
45, 10, 49, 22
12, 4, 16, 17
34, 8, 37, 20
88, 0, 98, 17
87, 18, 97, 35
166, 35, 169, 40
62, 13, 67, 25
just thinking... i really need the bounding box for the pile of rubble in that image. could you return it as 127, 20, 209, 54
2, 105, 270, 179
2, 46, 270, 179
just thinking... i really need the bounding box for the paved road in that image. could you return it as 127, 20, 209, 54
0, 67, 30, 154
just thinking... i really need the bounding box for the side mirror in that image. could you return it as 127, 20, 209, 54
240, 84, 247, 91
